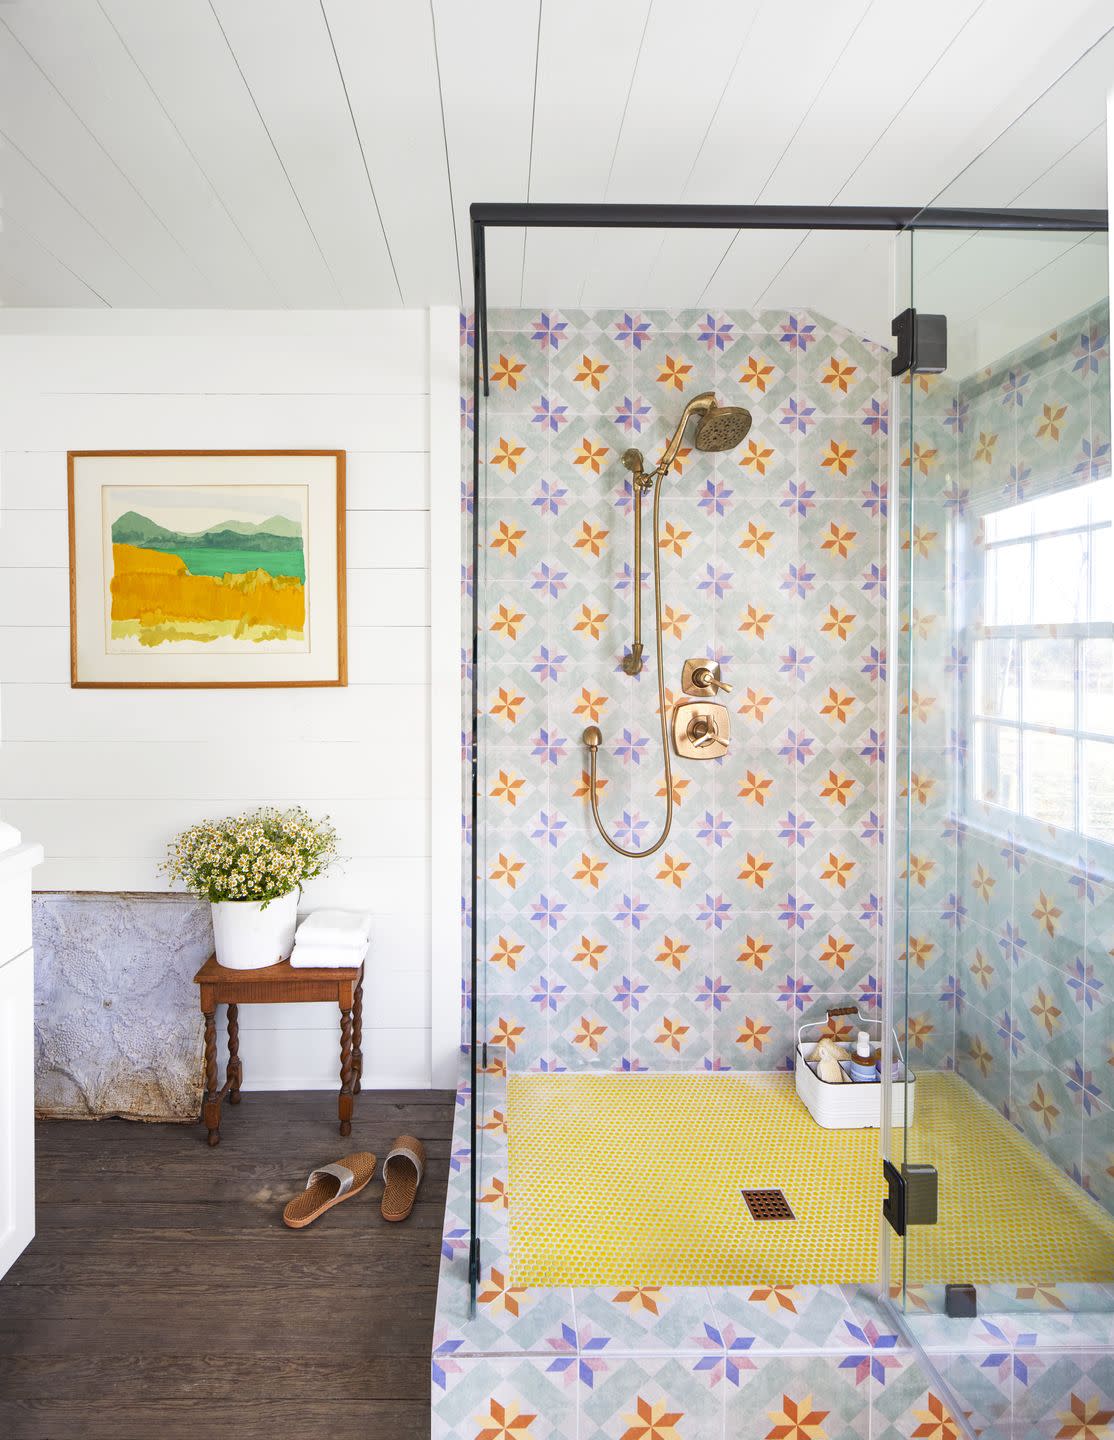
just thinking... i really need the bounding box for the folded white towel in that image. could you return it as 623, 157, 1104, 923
290, 940, 369, 969
295, 908, 373, 949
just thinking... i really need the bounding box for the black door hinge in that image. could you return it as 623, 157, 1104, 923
891, 308, 947, 376
469, 1234, 481, 1287
945, 1282, 977, 1318
883, 1158, 939, 1236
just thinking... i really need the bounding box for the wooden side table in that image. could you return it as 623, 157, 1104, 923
192, 955, 364, 1147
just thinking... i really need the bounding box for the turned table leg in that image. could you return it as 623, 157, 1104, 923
227, 1002, 242, 1104
202, 1007, 222, 1146
353, 975, 364, 1096
338, 1004, 355, 1137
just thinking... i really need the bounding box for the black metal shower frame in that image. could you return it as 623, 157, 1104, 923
464, 200, 1109, 1292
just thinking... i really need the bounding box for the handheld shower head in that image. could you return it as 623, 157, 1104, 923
659, 393, 714, 470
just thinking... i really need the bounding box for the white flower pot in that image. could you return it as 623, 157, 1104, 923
211, 890, 298, 970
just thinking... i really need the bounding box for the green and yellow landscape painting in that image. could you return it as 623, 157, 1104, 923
105, 486, 307, 649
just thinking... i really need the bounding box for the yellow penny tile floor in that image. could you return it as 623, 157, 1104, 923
506, 1071, 1114, 1288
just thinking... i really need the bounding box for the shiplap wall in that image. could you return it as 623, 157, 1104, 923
0, 308, 455, 1090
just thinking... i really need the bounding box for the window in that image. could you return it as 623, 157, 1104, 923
970, 477, 1114, 848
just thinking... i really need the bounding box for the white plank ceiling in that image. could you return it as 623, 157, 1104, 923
0, 0, 1110, 342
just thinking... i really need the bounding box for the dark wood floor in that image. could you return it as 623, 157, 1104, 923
0, 1089, 455, 1439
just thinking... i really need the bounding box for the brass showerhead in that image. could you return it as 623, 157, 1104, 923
658, 392, 750, 470
694, 403, 752, 452
622, 448, 645, 474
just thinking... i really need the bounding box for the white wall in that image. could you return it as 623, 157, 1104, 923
0, 307, 460, 1091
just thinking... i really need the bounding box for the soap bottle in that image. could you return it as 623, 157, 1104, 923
848, 1029, 879, 1082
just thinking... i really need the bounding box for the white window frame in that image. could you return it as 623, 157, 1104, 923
963, 475, 1114, 861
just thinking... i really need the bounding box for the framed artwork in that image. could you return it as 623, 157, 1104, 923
67, 450, 346, 688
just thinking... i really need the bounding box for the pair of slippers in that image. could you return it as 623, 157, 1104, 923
282, 1136, 426, 1229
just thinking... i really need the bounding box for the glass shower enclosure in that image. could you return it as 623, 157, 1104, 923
464, 120, 1112, 1385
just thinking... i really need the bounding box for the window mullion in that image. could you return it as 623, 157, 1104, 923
1077, 511, 1092, 836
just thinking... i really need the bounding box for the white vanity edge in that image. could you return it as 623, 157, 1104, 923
0, 834, 41, 1280
0, 842, 44, 972
0, 842, 45, 880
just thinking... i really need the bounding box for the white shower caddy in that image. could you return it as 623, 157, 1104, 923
795, 1006, 916, 1129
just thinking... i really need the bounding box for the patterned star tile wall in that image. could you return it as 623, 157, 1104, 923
464, 307, 891, 1079
942, 303, 1113, 1220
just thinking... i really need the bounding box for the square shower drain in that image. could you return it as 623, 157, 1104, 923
741, 1187, 795, 1221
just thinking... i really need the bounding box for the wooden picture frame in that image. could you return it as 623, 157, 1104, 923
67, 450, 347, 688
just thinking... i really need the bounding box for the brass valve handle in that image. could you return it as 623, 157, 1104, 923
687, 714, 718, 748
692, 665, 733, 694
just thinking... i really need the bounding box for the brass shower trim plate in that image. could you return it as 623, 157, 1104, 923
672, 700, 730, 760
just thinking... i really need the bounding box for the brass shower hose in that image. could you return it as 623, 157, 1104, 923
583, 469, 674, 858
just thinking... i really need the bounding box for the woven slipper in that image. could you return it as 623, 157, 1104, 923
282, 1152, 376, 1229
381, 1135, 426, 1222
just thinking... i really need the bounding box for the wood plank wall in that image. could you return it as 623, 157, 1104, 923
0, 309, 441, 1089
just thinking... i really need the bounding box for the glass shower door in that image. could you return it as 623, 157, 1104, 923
893, 216, 1113, 1322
